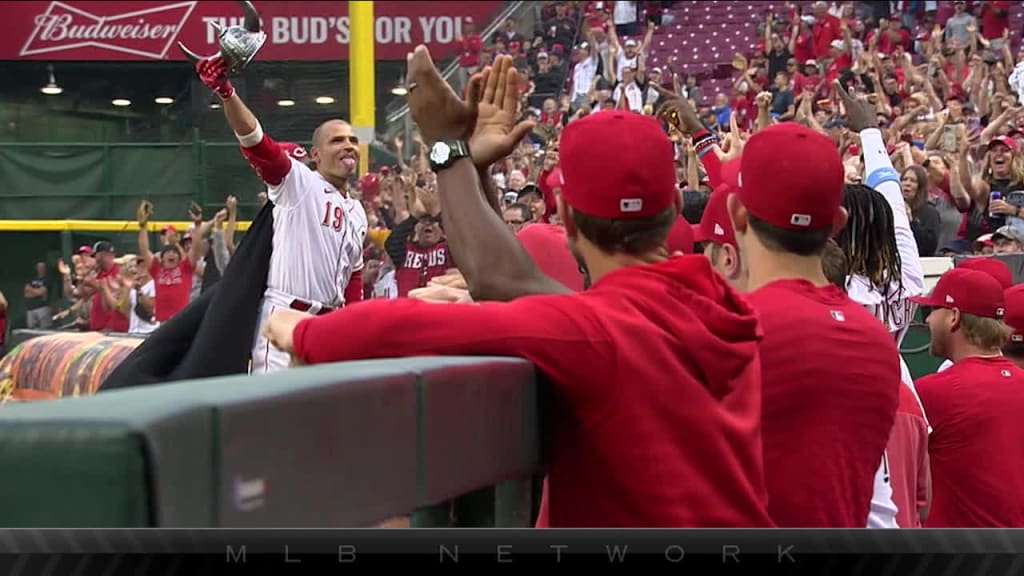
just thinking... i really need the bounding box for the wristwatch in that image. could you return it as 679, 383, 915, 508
428, 140, 470, 172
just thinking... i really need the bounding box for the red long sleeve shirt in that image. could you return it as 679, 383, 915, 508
294, 256, 774, 527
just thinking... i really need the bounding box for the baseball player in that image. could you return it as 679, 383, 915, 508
195, 55, 367, 374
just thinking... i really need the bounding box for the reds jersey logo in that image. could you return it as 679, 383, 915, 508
21, 2, 198, 59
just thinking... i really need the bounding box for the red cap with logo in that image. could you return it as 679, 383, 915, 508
559, 111, 677, 219
910, 268, 1006, 319
695, 164, 739, 247
957, 257, 1013, 290
725, 123, 844, 231
988, 135, 1017, 154
665, 215, 694, 254
1003, 285, 1024, 343
278, 142, 309, 161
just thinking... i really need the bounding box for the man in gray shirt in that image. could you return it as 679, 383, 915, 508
944, 1, 976, 47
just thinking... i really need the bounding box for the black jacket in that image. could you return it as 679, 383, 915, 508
100, 203, 273, 390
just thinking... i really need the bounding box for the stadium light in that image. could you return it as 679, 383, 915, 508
315, 96, 335, 105
40, 64, 62, 95
111, 98, 132, 107
154, 97, 174, 105
277, 99, 296, 107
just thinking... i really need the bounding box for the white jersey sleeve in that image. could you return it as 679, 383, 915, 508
860, 128, 925, 340
267, 158, 310, 208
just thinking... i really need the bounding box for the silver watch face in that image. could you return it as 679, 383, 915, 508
430, 142, 451, 165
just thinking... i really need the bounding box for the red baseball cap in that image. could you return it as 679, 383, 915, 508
957, 257, 1013, 289
725, 123, 844, 231
278, 142, 309, 161
1003, 285, 1024, 343
910, 268, 1005, 319
74, 245, 94, 256
988, 135, 1017, 154
695, 177, 738, 247
665, 215, 694, 254
161, 224, 177, 234
559, 111, 677, 219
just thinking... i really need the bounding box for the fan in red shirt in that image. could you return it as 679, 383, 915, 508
810, 1, 843, 59
824, 40, 853, 84
264, 54, 774, 528
912, 268, 1024, 527
978, 0, 1010, 42
722, 122, 901, 527
88, 241, 130, 333
136, 205, 203, 322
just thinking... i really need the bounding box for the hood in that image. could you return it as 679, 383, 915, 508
593, 255, 763, 394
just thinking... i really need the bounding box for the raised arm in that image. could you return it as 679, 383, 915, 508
195, 56, 292, 188
136, 200, 155, 271
837, 82, 924, 304
407, 52, 569, 301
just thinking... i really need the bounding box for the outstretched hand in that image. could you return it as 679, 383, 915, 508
834, 80, 878, 133
405, 45, 483, 144
469, 55, 536, 169
653, 84, 703, 134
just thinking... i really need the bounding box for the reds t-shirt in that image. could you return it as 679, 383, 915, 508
749, 279, 900, 527
915, 356, 1024, 527
90, 264, 128, 332
395, 242, 451, 297
149, 259, 194, 322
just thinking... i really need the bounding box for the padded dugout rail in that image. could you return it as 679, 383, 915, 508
0, 357, 540, 527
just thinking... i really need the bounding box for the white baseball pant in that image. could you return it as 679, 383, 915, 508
250, 289, 331, 375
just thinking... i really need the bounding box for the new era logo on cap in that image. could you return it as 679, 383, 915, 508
790, 214, 812, 227
911, 268, 1006, 320
714, 223, 725, 236
620, 198, 644, 213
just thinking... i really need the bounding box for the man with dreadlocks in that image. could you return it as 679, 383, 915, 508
837, 83, 928, 528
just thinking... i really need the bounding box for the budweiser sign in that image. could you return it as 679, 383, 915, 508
21, 1, 198, 59
1, 1, 504, 61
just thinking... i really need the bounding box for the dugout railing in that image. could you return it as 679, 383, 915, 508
0, 356, 542, 527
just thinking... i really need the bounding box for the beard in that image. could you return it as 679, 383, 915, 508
568, 238, 591, 290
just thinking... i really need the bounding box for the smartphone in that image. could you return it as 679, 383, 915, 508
967, 116, 981, 134
941, 124, 958, 152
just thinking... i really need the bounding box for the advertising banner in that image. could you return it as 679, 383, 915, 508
0, 1, 502, 61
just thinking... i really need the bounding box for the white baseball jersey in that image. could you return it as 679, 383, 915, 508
853, 129, 927, 528
266, 158, 367, 307
849, 129, 926, 346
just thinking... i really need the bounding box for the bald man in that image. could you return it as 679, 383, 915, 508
196, 55, 367, 374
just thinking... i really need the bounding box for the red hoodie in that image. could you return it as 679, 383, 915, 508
294, 256, 774, 527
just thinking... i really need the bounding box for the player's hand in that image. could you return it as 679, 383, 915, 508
835, 79, 877, 133
196, 56, 235, 100
655, 86, 703, 135
468, 55, 535, 170
408, 284, 473, 303
261, 308, 311, 356
405, 45, 482, 144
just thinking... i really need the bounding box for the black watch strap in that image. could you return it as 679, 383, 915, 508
428, 140, 471, 172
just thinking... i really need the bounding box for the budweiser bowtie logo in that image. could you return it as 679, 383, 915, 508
21, 1, 198, 59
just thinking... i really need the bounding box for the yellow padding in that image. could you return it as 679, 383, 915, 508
0, 220, 253, 232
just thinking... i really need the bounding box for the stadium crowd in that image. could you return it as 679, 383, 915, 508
2, 0, 1024, 528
